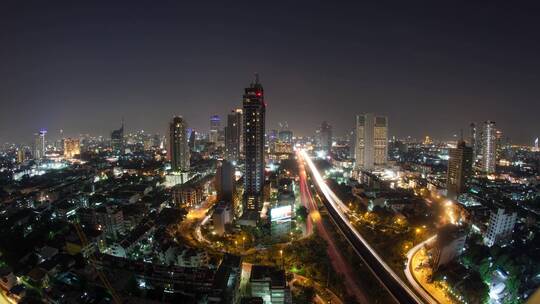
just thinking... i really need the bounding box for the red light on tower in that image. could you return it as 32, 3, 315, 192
256, 92, 262, 97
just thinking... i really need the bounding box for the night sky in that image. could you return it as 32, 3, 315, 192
1, 1, 540, 144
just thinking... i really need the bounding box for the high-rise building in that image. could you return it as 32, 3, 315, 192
63, 138, 81, 158
169, 116, 190, 172
480, 121, 496, 174
355, 114, 388, 170
469, 122, 478, 161
209, 115, 221, 144
16, 149, 26, 163
319, 121, 332, 155
483, 207, 517, 247
188, 129, 196, 151
216, 161, 235, 203
447, 140, 473, 199
111, 121, 124, 155
33, 129, 47, 159
242, 75, 265, 214
225, 109, 242, 162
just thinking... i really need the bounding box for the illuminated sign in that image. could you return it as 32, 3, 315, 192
271, 205, 292, 222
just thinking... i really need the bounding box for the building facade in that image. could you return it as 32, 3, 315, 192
111, 122, 124, 155
63, 138, 81, 158
225, 109, 243, 162
480, 120, 497, 174
242, 75, 266, 214
484, 207, 517, 247
209, 115, 221, 144
355, 113, 388, 170
447, 140, 473, 199
319, 121, 332, 155
169, 116, 190, 172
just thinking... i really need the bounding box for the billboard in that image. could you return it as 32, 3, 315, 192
271, 205, 292, 222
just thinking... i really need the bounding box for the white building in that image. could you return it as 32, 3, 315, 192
355, 113, 388, 170
484, 207, 517, 247
481, 121, 497, 174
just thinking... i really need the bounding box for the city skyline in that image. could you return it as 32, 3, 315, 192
2, 2, 540, 144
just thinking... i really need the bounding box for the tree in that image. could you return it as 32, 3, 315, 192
296, 206, 308, 222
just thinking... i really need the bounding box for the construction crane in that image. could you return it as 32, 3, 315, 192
73, 222, 122, 304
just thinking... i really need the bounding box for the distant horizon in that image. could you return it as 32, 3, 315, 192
2, 2, 539, 145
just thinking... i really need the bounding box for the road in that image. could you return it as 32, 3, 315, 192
178, 197, 215, 247
404, 236, 440, 304
298, 154, 369, 304
299, 149, 424, 304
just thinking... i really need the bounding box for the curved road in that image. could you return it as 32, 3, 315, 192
404, 236, 439, 304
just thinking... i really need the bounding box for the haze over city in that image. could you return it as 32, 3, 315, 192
1, 1, 540, 144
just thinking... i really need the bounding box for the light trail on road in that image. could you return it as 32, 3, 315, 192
299, 149, 425, 304
298, 155, 369, 303
405, 236, 439, 304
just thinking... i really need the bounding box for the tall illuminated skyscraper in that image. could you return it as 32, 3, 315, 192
242, 75, 265, 214
480, 121, 496, 174
209, 115, 221, 144
169, 116, 190, 172
34, 129, 47, 159
469, 122, 478, 161
225, 109, 242, 163
447, 140, 473, 199
355, 114, 387, 170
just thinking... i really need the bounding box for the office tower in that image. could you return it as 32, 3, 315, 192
209, 115, 221, 144
34, 129, 47, 159
278, 130, 293, 144
188, 129, 196, 151
534, 137, 539, 152
480, 121, 496, 174
216, 161, 234, 203
17, 149, 26, 163
111, 121, 124, 155
355, 114, 388, 170
63, 138, 81, 158
483, 207, 517, 247
242, 74, 266, 214
469, 122, 478, 160
169, 116, 190, 172
446, 140, 473, 199
319, 121, 332, 155
225, 109, 242, 162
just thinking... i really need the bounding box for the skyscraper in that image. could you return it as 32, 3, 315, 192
33, 129, 47, 159
209, 115, 221, 144
319, 121, 332, 155
216, 160, 235, 203
480, 121, 496, 174
242, 75, 265, 214
446, 140, 473, 199
469, 122, 478, 161
111, 121, 124, 155
225, 109, 242, 163
169, 116, 190, 172
355, 114, 388, 170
